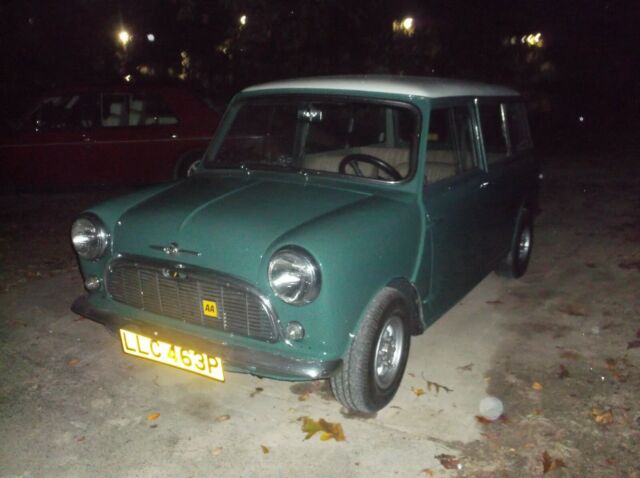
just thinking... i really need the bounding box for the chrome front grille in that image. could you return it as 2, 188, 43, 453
106, 256, 279, 342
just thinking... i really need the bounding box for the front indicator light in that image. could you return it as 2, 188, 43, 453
285, 321, 305, 341
84, 275, 101, 291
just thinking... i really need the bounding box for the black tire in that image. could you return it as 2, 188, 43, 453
174, 151, 203, 179
496, 209, 533, 279
330, 287, 411, 412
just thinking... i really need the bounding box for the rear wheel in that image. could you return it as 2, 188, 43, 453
330, 288, 411, 413
497, 209, 533, 278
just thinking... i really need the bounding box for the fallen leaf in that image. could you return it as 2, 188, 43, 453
560, 351, 581, 360
486, 300, 503, 305
604, 357, 630, 382
300, 417, 346, 441
532, 382, 544, 391
67, 358, 80, 367
261, 445, 269, 454
591, 408, 614, 425
542, 450, 566, 474
412, 387, 425, 397
557, 304, 587, 317
557, 364, 570, 379
457, 363, 474, 372
147, 412, 160, 421
475, 414, 509, 424
211, 447, 223, 456
613, 371, 629, 383
298, 391, 311, 401
435, 454, 460, 470
421, 468, 434, 476
585, 262, 596, 268
627, 340, 640, 350
215, 414, 230, 422
618, 261, 640, 271
76, 436, 85, 442
250, 387, 264, 398
426, 381, 453, 393
421, 373, 453, 393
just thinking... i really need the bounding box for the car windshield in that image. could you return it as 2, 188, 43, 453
204, 97, 418, 182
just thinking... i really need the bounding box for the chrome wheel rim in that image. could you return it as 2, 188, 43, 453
373, 315, 405, 389
518, 226, 531, 263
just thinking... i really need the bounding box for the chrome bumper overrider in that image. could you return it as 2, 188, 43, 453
71, 295, 341, 380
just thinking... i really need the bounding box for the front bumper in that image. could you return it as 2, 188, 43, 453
71, 295, 341, 380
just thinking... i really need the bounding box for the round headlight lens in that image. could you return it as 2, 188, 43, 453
71, 215, 110, 260
268, 247, 321, 305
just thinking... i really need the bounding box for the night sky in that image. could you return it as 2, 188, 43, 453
1, 0, 638, 140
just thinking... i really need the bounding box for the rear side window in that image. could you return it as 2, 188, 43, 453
101, 93, 179, 128
504, 103, 532, 153
478, 103, 508, 164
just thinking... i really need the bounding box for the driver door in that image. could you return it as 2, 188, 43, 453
422, 102, 490, 315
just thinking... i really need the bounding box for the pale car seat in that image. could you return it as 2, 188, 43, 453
303, 145, 411, 179
358, 146, 410, 178
103, 103, 124, 127
129, 99, 144, 126
425, 149, 457, 184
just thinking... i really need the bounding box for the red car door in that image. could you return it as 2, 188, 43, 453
0, 93, 94, 191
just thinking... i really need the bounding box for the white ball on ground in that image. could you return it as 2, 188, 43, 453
479, 396, 504, 421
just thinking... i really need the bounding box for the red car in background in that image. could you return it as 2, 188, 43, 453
0, 84, 220, 192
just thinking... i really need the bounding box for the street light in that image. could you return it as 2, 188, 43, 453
239, 14, 247, 27
392, 16, 415, 37
118, 29, 131, 47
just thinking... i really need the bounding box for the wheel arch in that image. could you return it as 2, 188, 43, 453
386, 277, 426, 335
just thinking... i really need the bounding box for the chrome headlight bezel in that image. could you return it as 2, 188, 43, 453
71, 213, 110, 261
268, 246, 321, 305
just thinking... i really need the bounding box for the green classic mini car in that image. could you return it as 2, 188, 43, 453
71, 76, 539, 412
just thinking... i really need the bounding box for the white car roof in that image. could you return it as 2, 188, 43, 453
243, 75, 519, 98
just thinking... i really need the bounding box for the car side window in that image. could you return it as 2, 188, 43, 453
138, 94, 179, 126
478, 103, 508, 165
24, 94, 98, 132
101, 94, 179, 128
504, 102, 532, 153
425, 105, 479, 184
102, 94, 129, 127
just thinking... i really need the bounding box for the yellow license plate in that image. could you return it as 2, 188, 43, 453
119, 329, 224, 382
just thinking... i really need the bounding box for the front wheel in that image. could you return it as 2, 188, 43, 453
330, 288, 411, 413
496, 209, 533, 279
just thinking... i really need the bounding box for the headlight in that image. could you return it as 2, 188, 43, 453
71, 214, 110, 260
268, 247, 321, 305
